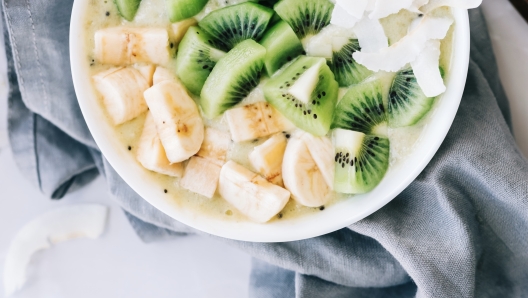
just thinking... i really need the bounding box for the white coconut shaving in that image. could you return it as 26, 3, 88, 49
368, 0, 414, 20
353, 16, 388, 53
421, 0, 483, 13
411, 40, 445, 97
330, 4, 360, 29
353, 16, 453, 72
3, 205, 108, 297
336, 0, 369, 19
409, 0, 430, 12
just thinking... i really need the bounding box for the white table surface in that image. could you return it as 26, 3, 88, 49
0, 0, 527, 297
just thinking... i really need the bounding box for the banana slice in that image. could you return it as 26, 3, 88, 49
282, 134, 333, 207
219, 161, 291, 223
248, 133, 287, 186
92, 67, 149, 125
225, 102, 295, 143
136, 112, 184, 177
95, 27, 170, 65
180, 156, 222, 199
153, 67, 177, 85
196, 128, 232, 166
298, 132, 335, 190
144, 80, 204, 163
134, 64, 156, 87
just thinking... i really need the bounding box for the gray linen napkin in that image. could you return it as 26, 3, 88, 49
4, 0, 528, 296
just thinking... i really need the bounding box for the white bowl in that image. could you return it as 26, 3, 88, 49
70, 4, 470, 242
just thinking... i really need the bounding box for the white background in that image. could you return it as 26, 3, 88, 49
0, 0, 527, 297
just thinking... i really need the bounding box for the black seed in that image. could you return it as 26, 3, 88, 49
302, 51, 306, 55
303, 111, 307, 115
368, 144, 373, 148
127, 146, 132, 151
345, 153, 349, 157
105, 11, 110, 16
322, 92, 326, 96
319, 206, 325, 211
282, 94, 286, 97
365, 108, 370, 113
287, 56, 292, 61
170, 43, 174, 49
406, 77, 411, 82
318, 94, 321, 99
303, 66, 307, 69
374, 137, 380, 140
307, 110, 311, 114
285, 134, 291, 139
355, 157, 358, 163
419, 14, 423, 17
335, 154, 339, 162
312, 100, 316, 104
350, 160, 354, 166
278, 213, 283, 219
164, 189, 168, 193
295, 104, 298, 107
286, 84, 290, 87
342, 163, 345, 168
203, 65, 209, 69
314, 114, 317, 119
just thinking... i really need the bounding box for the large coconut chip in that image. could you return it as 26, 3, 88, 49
354, 16, 388, 53
331, 4, 359, 29
421, 0, 482, 13
368, 0, 414, 19
411, 40, 445, 97
336, 0, 369, 19
3, 205, 108, 297
353, 16, 453, 72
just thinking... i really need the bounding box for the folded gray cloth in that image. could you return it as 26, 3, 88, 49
4, 0, 528, 296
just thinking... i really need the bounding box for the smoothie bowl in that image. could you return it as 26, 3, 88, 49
70, 0, 470, 242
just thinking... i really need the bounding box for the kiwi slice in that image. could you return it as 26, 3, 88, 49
274, 0, 334, 39
167, 0, 209, 22
333, 129, 389, 194
198, 2, 274, 51
114, 0, 141, 21
175, 27, 226, 95
260, 21, 304, 76
389, 68, 435, 128
200, 40, 266, 118
330, 39, 372, 87
263, 56, 338, 136
332, 79, 387, 136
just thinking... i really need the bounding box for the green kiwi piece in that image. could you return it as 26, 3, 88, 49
389, 68, 435, 128
175, 26, 226, 95
263, 56, 338, 136
273, 0, 334, 39
332, 79, 387, 136
114, 0, 141, 21
198, 2, 274, 51
167, 0, 209, 22
260, 21, 304, 76
333, 129, 389, 194
330, 39, 372, 87
200, 40, 266, 118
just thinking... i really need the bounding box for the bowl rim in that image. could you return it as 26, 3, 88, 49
70, 4, 470, 243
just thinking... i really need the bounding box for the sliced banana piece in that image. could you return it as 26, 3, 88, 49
171, 18, 198, 44
196, 128, 232, 166
136, 112, 184, 177
153, 67, 177, 85
95, 27, 170, 65
225, 102, 295, 143
282, 135, 332, 207
134, 64, 156, 87
144, 80, 204, 163
298, 132, 335, 190
249, 133, 287, 186
180, 156, 222, 199
92, 67, 149, 125
219, 161, 291, 223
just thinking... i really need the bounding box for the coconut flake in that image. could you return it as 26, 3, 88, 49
421, 0, 482, 13
354, 16, 388, 53
336, 0, 369, 19
3, 205, 108, 297
304, 25, 355, 58
353, 16, 453, 72
411, 40, 445, 97
369, 0, 414, 19
331, 4, 360, 29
